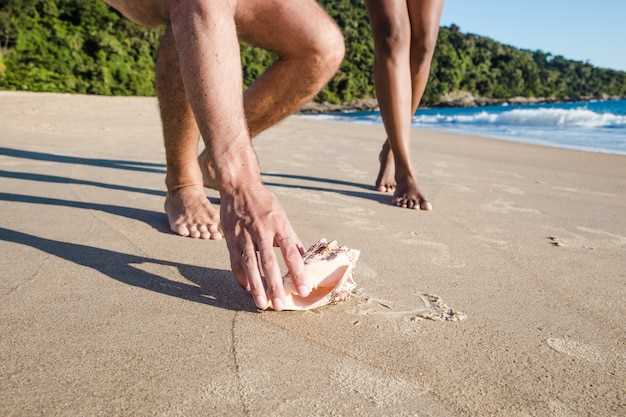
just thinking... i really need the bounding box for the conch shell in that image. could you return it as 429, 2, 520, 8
270, 239, 360, 311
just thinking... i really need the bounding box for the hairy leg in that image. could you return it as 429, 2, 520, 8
168, 0, 312, 310
198, 0, 345, 188
156, 26, 222, 240
366, 0, 430, 210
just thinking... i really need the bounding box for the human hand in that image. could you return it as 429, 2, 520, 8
220, 180, 309, 310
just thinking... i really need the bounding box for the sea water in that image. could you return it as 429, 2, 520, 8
304, 99, 626, 155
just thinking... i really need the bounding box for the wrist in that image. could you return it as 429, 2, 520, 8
211, 145, 263, 193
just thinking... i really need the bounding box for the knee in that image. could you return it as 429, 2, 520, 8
411, 28, 439, 60
304, 24, 345, 83
373, 18, 410, 57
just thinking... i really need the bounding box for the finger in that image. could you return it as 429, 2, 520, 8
241, 235, 269, 310
226, 238, 249, 290
258, 239, 287, 311
297, 240, 306, 256
276, 233, 309, 297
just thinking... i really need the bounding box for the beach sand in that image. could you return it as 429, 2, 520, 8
0, 92, 624, 417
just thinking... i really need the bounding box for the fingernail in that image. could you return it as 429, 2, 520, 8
297, 284, 311, 297
272, 298, 285, 311
254, 296, 268, 310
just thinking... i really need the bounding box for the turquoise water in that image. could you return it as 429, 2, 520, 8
305, 99, 626, 155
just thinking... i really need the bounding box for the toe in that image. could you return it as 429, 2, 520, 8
210, 231, 224, 240
420, 200, 433, 211
408, 200, 417, 209
174, 223, 190, 237
198, 224, 211, 240
188, 224, 201, 239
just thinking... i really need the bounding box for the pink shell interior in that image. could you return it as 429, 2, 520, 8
269, 239, 359, 311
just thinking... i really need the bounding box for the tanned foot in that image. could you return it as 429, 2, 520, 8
198, 148, 219, 190
392, 174, 433, 211
375, 141, 397, 193
165, 185, 223, 239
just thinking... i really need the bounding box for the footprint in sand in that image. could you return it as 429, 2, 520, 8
473, 235, 510, 248
546, 338, 605, 363
489, 169, 525, 179
443, 182, 475, 193
552, 186, 616, 198
576, 226, 626, 247
343, 216, 386, 232
353, 292, 467, 323
481, 199, 541, 215
338, 206, 376, 216
543, 227, 594, 250
330, 360, 428, 407
396, 233, 465, 268
432, 169, 454, 178
492, 183, 525, 195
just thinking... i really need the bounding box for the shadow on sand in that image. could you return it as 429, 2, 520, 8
0, 146, 388, 312
0, 146, 387, 204
0, 192, 171, 233
0, 226, 256, 312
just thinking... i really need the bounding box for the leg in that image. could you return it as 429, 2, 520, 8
198, 0, 345, 188
156, 26, 222, 239
167, 0, 310, 310
408, 0, 444, 113
374, 0, 442, 196
366, 0, 430, 210
237, 0, 344, 136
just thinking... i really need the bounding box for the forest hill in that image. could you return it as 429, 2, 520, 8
1, 0, 625, 106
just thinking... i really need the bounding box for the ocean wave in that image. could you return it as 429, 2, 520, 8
412, 108, 626, 129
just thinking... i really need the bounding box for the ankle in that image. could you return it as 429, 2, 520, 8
165, 163, 203, 191
394, 165, 416, 183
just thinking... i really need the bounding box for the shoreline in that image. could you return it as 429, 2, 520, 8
299, 94, 626, 113
296, 114, 626, 157
3, 88, 623, 113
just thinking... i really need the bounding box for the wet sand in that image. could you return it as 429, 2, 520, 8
1, 92, 625, 417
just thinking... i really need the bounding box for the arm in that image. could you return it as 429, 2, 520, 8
167, 0, 309, 310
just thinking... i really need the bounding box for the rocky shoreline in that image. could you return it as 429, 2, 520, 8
300, 91, 625, 113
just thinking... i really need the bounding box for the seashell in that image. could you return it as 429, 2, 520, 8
270, 239, 360, 311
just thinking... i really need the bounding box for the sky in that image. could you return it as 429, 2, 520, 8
441, 0, 626, 71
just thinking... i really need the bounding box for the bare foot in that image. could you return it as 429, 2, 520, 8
165, 185, 223, 239
198, 148, 219, 190
392, 174, 432, 211
375, 141, 396, 193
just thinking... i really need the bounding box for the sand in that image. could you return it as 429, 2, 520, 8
0, 91, 624, 417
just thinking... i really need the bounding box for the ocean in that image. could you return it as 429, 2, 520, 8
304, 99, 626, 156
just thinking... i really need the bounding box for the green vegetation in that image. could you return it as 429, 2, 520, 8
1, 0, 625, 106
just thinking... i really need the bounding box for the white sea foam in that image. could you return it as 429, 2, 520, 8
300, 101, 626, 155
413, 108, 626, 129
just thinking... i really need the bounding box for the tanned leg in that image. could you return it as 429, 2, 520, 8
375, 0, 443, 197
156, 26, 222, 240
198, 0, 345, 189
366, 0, 431, 210
407, 0, 444, 113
